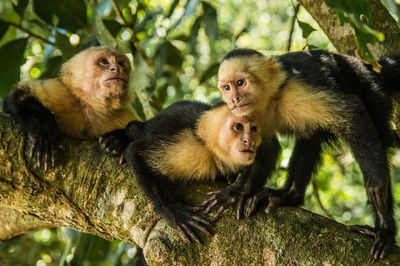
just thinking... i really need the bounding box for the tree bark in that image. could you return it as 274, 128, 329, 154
298, 0, 400, 59
1, 114, 400, 264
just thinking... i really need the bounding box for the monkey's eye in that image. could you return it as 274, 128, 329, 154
233, 123, 243, 131
118, 61, 125, 67
223, 85, 230, 91
236, 79, 244, 86
251, 126, 258, 133
99, 58, 109, 65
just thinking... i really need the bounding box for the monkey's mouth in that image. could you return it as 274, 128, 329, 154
231, 102, 251, 111
240, 149, 255, 154
105, 77, 128, 84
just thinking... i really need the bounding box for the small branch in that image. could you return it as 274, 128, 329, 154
311, 179, 332, 219
111, 0, 130, 27
110, 0, 141, 52
287, 3, 300, 51
0, 19, 55, 46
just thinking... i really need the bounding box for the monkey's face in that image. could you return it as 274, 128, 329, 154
219, 115, 261, 164
87, 51, 131, 100
218, 57, 281, 117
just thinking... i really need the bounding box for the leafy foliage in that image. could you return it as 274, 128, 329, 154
0, 0, 400, 265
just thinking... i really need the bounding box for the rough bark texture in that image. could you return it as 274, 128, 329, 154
1, 114, 400, 264
298, 0, 400, 59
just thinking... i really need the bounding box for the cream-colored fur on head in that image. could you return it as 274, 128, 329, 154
61, 46, 133, 112
218, 55, 286, 117
145, 104, 257, 181
17, 46, 137, 139
19, 79, 135, 139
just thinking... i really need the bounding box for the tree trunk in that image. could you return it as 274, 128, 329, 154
1, 115, 399, 264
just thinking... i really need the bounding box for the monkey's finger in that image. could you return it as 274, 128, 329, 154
187, 220, 212, 236
36, 138, 44, 168
206, 190, 221, 196
44, 144, 49, 171
199, 195, 217, 209
30, 138, 38, 159
181, 223, 202, 244
119, 154, 125, 165
265, 198, 280, 214
177, 225, 192, 243
380, 242, 392, 259
244, 197, 256, 218
190, 215, 213, 228
99, 134, 115, 147
50, 142, 56, 168
213, 205, 226, 222
236, 197, 244, 220
203, 200, 218, 214
372, 240, 385, 260
347, 225, 376, 237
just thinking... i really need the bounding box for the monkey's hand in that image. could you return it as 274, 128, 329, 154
27, 119, 64, 171
196, 186, 262, 221
99, 129, 130, 164
347, 225, 395, 260
161, 203, 213, 244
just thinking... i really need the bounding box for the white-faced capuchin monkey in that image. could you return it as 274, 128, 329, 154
211, 48, 400, 259
99, 101, 280, 243
3, 46, 136, 170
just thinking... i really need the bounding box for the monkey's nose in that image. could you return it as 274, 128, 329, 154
242, 138, 248, 145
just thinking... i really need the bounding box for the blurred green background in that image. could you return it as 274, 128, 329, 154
0, 0, 400, 265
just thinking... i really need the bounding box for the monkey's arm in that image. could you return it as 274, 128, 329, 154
3, 88, 62, 170
124, 140, 213, 244
99, 121, 146, 163
199, 137, 281, 221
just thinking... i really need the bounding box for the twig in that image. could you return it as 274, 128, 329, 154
110, 0, 141, 52
0, 19, 55, 46
111, 0, 130, 27
287, 3, 300, 51
311, 179, 332, 218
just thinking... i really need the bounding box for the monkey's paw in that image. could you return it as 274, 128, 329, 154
164, 203, 213, 244
195, 188, 263, 221
99, 129, 130, 163
347, 225, 395, 260
28, 128, 64, 171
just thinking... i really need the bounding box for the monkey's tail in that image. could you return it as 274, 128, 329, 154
380, 55, 400, 92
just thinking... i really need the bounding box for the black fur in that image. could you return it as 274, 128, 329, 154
225, 49, 399, 259
223, 48, 263, 61
3, 88, 62, 169
100, 100, 280, 242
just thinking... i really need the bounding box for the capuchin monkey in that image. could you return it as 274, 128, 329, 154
3, 46, 136, 170
212, 48, 400, 259
99, 101, 280, 243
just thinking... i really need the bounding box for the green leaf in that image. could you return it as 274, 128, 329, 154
55, 32, 75, 59
167, 0, 180, 18
154, 41, 183, 77
0, 38, 27, 98
190, 16, 202, 54
132, 52, 157, 119
41, 56, 63, 79
92, 9, 118, 48
102, 19, 122, 37
69, 233, 95, 265
324, 0, 384, 60
13, 0, 28, 19
200, 63, 219, 83
0, 20, 9, 41
33, 0, 87, 32
175, 0, 200, 27
297, 21, 316, 39
202, 2, 218, 42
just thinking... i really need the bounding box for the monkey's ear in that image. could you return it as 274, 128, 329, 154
266, 58, 277, 67
265, 58, 280, 73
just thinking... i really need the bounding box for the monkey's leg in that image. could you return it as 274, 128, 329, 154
199, 137, 281, 221
124, 141, 213, 244
3, 89, 62, 170
261, 131, 331, 214
344, 112, 396, 260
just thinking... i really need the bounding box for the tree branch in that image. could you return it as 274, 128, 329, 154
297, 0, 400, 59
0, 19, 55, 47
0, 114, 399, 264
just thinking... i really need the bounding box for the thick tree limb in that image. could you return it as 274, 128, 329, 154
298, 0, 400, 59
0, 114, 400, 264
